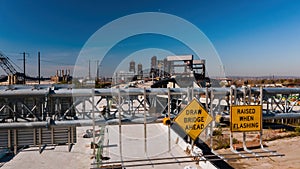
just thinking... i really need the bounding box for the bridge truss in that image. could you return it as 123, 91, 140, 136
0, 84, 298, 166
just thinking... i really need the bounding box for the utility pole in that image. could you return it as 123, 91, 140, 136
96, 60, 99, 81
38, 52, 41, 84
22, 52, 28, 84
88, 60, 91, 80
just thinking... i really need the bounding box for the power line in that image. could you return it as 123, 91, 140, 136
5, 54, 23, 72
40, 59, 74, 66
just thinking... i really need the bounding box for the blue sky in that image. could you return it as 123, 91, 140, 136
1, 0, 300, 77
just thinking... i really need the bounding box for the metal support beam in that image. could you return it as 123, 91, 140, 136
143, 88, 147, 154
13, 129, 17, 154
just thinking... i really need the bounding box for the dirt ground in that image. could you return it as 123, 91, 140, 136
216, 132, 300, 169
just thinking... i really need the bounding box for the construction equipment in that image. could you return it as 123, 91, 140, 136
0, 51, 25, 84
0, 51, 18, 75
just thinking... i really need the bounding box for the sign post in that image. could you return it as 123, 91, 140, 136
174, 98, 212, 141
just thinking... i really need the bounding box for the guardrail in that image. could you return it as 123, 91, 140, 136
0, 85, 300, 124
0, 84, 297, 164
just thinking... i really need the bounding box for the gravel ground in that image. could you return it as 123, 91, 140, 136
216, 136, 300, 169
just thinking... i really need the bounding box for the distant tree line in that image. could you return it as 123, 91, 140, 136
231, 78, 300, 87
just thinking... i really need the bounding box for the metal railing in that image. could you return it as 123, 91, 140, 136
0, 84, 298, 166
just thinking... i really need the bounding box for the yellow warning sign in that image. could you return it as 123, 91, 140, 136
174, 98, 212, 140
230, 105, 262, 132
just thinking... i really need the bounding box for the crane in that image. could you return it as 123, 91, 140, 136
0, 51, 25, 83
0, 51, 18, 75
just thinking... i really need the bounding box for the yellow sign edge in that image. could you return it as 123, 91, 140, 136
174, 97, 213, 140
174, 98, 207, 122
230, 105, 262, 132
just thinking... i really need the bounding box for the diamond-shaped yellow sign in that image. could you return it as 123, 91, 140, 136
174, 98, 212, 141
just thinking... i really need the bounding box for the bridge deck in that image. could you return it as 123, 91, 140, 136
100, 123, 200, 169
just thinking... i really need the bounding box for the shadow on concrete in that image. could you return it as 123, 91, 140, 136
0, 152, 15, 167
263, 122, 296, 131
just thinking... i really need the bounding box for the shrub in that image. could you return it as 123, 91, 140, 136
212, 127, 223, 136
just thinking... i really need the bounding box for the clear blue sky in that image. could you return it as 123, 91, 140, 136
1, 0, 300, 77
